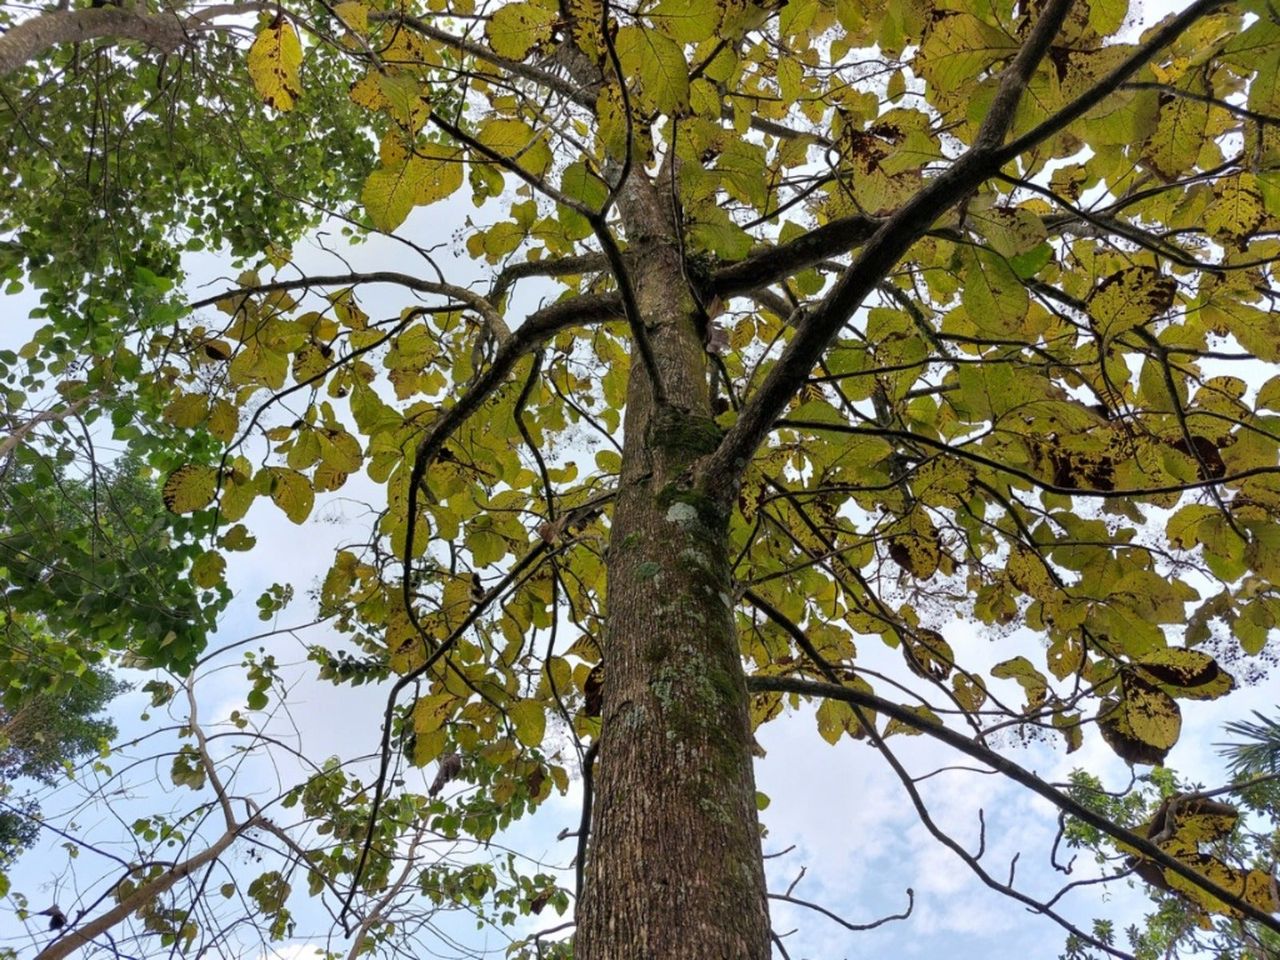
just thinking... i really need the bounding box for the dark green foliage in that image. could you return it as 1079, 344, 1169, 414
0, 668, 126, 785
1, 451, 218, 676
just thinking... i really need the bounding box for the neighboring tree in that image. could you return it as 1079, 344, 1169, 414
4, 0, 1280, 958
0, 662, 125, 865
0, 445, 198, 865
0, 448, 221, 674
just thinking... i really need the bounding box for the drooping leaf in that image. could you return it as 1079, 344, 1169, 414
247, 17, 304, 112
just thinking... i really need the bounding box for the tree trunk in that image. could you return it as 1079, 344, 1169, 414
575, 182, 771, 959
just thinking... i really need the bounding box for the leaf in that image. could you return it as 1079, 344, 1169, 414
477, 117, 553, 176
1203, 173, 1265, 243
1134, 649, 1234, 701
319, 429, 363, 473
413, 691, 459, 734
1097, 680, 1182, 765
1087, 265, 1177, 337
1130, 793, 1280, 917
218, 524, 257, 551
485, 2, 557, 60
902, 629, 953, 680
815, 698, 860, 744
207, 399, 239, 444
1163, 858, 1280, 918
884, 703, 942, 737
362, 136, 464, 231
264, 467, 314, 524
650, 0, 721, 43
952, 673, 988, 711
962, 248, 1028, 336
332, 1, 368, 33
190, 550, 226, 589
162, 465, 217, 514
509, 699, 546, 748
163, 392, 209, 429
615, 25, 690, 115
991, 656, 1048, 709
1140, 94, 1209, 181
247, 17, 303, 112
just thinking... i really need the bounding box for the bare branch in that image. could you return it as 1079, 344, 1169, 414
749, 674, 1280, 936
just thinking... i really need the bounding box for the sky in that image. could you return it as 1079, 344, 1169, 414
3, 0, 1279, 958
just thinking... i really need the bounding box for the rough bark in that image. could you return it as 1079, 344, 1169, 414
575, 178, 770, 959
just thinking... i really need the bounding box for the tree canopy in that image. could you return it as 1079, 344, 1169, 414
3, 0, 1280, 957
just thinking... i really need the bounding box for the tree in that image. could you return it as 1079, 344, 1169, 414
0, 446, 200, 863
0, 663, 125, 864
3, 0, 1280, 957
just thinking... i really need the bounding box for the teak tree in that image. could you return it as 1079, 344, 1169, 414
5, 0, 1280, 957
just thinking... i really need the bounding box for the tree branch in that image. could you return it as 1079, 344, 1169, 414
190, 270, 510, 343
36, 823, 249, 960
700, 0, 1219, 496
0, 4, 256, 77
748, 674, 1280, 935
995, 0, 1226, 164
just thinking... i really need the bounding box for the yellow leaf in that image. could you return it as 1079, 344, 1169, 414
190, 550, 226, 589
485, 2, 557, 60
319, 429, 363, 473
414, 691, 459, 734
163, 392, 209, 429
509, 699, 546, 748
615, 25, 690, 115
207, 398, 239, 444
477, 117, 552, 176
815, 698, 857, 744
218, 524, 256, 552
1134, 649, 1235, 701
963, 247, 1028, 336
162, 465, 217, 514
650, 0, 721, 42
247, 18, 303, 112
884, 703, 942, 737
1087, 265, 1177, 337
413, 728, 448, 766
265, 467, 314, 524
349, 70, 387, 112
219, 460, 258, 522
1203, 173, 1265, 243
362, 135, 464, 232
952, 673, 988, 712
1097, 681, 1182, 765
332, 1, 367, 33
